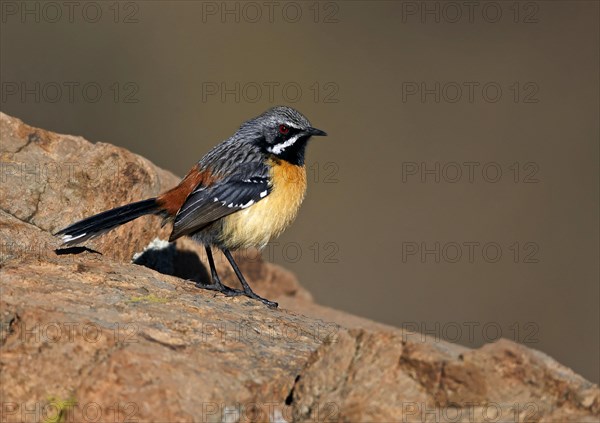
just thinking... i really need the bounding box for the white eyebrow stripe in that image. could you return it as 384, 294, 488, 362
268, 134, 301, 155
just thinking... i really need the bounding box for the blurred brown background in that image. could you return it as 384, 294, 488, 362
1, 1, 598, 382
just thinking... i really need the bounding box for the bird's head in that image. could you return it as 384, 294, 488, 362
241, 106, 327, 166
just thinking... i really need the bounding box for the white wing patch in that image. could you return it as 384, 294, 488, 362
213, 197, 256, 209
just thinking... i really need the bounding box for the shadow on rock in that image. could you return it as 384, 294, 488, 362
132, 242, 210, 284
55, 246, 102, 255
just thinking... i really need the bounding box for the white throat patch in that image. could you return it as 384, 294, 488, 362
268, 134, 301, 155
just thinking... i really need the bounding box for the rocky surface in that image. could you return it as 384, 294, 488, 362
1, 112, 598, 422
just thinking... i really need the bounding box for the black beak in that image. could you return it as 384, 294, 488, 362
306, 127, 327, 137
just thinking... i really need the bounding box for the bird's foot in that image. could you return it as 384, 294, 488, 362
197, 282, 278, 308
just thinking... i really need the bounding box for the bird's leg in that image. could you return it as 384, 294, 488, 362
200, 246, 243, 296
222, 248, 278, 308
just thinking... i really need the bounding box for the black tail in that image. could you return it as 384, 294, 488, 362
56, 198, 160, 246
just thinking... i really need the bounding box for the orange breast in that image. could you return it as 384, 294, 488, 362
220, 159, 307, 249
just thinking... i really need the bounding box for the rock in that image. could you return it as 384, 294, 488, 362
291, 331, 599, 422
1, 113, 598, 422
0, 112, 310, 302
0, 112, 175, 262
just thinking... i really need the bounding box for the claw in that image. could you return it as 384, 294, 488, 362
243, 290, 278, 308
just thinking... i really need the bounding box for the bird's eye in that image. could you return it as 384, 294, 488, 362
278, 124, 289, 135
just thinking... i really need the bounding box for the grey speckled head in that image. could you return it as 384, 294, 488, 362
257, 106, 312, 129
234, 106, 327, 166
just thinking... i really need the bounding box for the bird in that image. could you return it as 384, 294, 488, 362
55, 106, 327, 308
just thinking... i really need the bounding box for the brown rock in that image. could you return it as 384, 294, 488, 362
0, 112, 175, 262
1, 113, 598, 422
291, 332, 598, 422
0, 111, 309, 302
